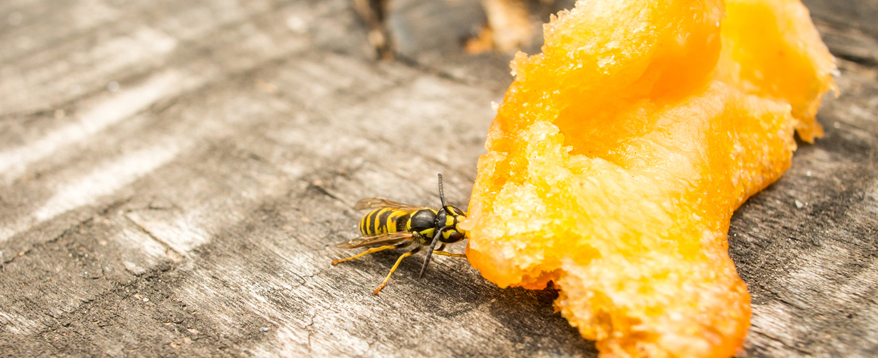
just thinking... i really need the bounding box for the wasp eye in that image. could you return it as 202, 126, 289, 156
448, 206, 466, 217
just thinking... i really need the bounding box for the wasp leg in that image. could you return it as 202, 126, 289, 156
332, 243, 407, 265
433, 242, 464, 258
373, 246, 422, 295
418, 226, 453, 278
432, 251, 466, 258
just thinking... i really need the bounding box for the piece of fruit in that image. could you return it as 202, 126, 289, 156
462, 0, 836, 357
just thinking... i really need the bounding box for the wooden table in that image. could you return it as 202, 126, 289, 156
1, 0, 875, 356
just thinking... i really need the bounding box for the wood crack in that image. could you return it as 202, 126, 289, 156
123, 212, 186, 261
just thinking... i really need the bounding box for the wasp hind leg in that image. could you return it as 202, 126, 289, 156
373, 245, 422, 295
332, 242, 408, 265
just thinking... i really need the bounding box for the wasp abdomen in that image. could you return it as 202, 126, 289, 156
359, 208, 410, 237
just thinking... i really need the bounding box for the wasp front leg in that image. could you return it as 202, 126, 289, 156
432, 243, 466, 258
432, 251, 466, 258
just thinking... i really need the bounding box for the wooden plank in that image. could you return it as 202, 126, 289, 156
0, 0, 876, 357
730, 58, 878, 358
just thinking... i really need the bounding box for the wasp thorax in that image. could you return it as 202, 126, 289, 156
409, 209, 436, 236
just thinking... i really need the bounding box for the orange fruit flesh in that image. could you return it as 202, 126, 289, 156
463, 0, 835, 357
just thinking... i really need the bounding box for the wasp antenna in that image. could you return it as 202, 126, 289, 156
437, 173, 448, 209
419, 226, 448, 278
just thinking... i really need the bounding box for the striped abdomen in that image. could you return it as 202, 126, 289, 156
359, 208, 410, 237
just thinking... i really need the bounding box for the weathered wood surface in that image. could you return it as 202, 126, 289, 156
0, 0, 875, 357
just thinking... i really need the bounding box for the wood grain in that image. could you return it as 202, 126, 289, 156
0, 0, 876, 357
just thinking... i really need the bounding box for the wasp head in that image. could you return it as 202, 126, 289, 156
435, 205, 467, 243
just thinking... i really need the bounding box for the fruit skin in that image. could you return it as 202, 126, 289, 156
463, 0, 836, 357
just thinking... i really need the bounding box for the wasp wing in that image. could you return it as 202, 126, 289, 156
353, 198, 425, 212
334, 232, 414, 249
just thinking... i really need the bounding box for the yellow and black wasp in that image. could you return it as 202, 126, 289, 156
332, 174, 468, 295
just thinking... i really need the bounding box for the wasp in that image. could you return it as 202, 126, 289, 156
332, 174, 468, 295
